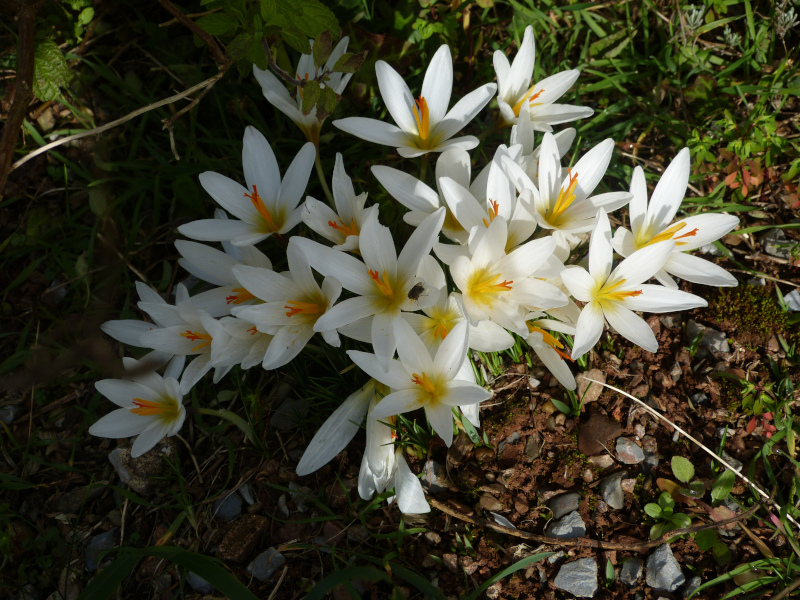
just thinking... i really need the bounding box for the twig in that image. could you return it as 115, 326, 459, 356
429, 498, 759, 552
266, 566, 289, 600
0, 0, 42, 197
10, 74, 225, 173
155, 0, 227, 68
773, 576, 800, 600
581, 377, 800, 531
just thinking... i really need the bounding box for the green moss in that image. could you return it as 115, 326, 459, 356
707, 285, 796, 346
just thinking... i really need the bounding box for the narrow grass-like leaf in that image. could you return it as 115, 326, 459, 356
306, 567, 390, 600
462, 552, 553, 600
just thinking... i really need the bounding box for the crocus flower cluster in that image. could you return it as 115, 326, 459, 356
92, 28, 739, 512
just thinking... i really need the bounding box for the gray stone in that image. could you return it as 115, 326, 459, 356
85, 528, 117, 572
646, 544, 686, 592
615, 437, 644, 464
686, 320, 730, 353
690, 392, 709, 407
670, 362, 683, 382
246, 548, 286, 582
747, 277, 766, 286
17, 584, 40, 600
699, 243, 723, 256
587, 455, 614, 470
548, 551, 566, 565
599, 471, 627, 510
56, 485, 103, 514
545, 511, 586, 539
620, 557, 643, 587
186, 572, 213, 594
785, 289, 800, 312
212, 491, 242, 521
553, 557, 598, 598
288, 481, 313, 512
422, 460, 450, 494
106, 439, 179, 494
271, 397, 311, 430
683, 576, 702, 598
277, 494, 289, 518
548, 492, 581, 519
478, 494, 503, 512
0, 405, 21, 425
108, 448, 133, 485
721, 451, 743, 472
239, 482, 255, 505
485, 582, 503, 599
524, 434, 540, 462
762, 228, 795, 259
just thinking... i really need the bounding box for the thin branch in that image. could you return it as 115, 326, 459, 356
155, 0, 227, 68
9, 73, 224, 173
581, 377, 800, 531
429, 498, 760, 553
0, 0, 41, 196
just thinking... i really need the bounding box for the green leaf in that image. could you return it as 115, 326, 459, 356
77, 7, 94, 26
33, 40, 69, 102
76, 553, 140, 600
605, 559, 615, 584
306, 567, 390, 600
550, 398, 571, 415
711, 470, 735, 502
196, 13, 237, 36
312, 31, 333, 69
671, 456, 695, 483
292, 0, 341, 39
302, 80, 321, 115
332, 50, 368, 74
644, 503, 662, 519
226, 32, 254, 62
282, 27, 313, 54
671, 513, 692, 529
260, 0, 278, 25
246, 37, 269, 70
659, 491, 675, 511
315, 86, 337, 120
463, 552, 553, 600
694, 528, 718, 551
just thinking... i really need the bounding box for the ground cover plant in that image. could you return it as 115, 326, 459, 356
1, 0, 800, 599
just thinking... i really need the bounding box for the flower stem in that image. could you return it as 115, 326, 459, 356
195, 407, 256, 444
315, 145, 334, 205
419, 153, 429, 185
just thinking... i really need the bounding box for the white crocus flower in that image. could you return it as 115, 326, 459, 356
297, 208, 445, 370
372, 148, 473, 243
524, 312, 577, 390
210, 316, 273, 370
448, 216, 567, 336
509, 103, 576, 182
403, 256, 514, 353
89, 357, 186, 458
333, 45, 496, 158
561, 210, 708, 358
253, 37, 352, 145
175, 240, 272, 317
138, 287, 231, 394
302, 153, 375, 252
294, 379, 385, 476
502, 134, 631, 237
611, 149, 739, 288
231, 239, 342, 370
493, 25, 594, 128
348, 319, 491, 447
178, 127, 315, 246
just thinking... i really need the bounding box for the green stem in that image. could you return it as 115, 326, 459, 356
314, 144, 334, 205
419, 153, 429, 185
195, 408, 256, 444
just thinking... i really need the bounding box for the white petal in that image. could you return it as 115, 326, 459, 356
394, 453, 430, 513
647, 147, 690, 232
623, 284, 708, 312
603, 303, 658, 352
314, 295, 378, 332
663, 252, 738, 287
198, 172, 257, 224
421, 45, 453, 125
571, 301, 605, 359
242, 126, 281, 204
278, 142, 316, 211
347, 351, 409, 390
372, 388, 425, 418
178, 219, 265, 245
394, 318, 433, 375
375, 60, 417, 134
612, 240, 674, 285
89, 409, 146, 438
101, 320, 152, 347
396, 208, 445, 281
131, 421, 172, 458
435, 83, 497, 142
628, 166, 648, 236
589, 209, 613, 282
333, 118, 407, 147
425, 403, 454, 447
559, 266, 595, 303
372, 166, 440, 213
570, 138, 614, 202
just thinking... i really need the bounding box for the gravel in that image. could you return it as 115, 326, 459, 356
686, 320, 730, 353
615, 437, 645, 464
246, 548, 286, 582
548, 492, 581, 519
212, 491, 242, 521
599, 471, 627, 510
620, 557, 643, 587
646, 544, 686, 592
85, 529, 117, 572
545, 511, 586, 539
553, 557, 599, 598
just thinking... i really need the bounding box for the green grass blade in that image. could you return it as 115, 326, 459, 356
462, 552, 554, 600
305, 567, 390, 600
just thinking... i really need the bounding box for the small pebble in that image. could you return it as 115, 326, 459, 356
186, 572, 213, 594
246, 548, 286, 583
212, 491, 242, 521
615, 437, 645, 464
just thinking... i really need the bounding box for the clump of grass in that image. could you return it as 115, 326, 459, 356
708, 285, 796, 346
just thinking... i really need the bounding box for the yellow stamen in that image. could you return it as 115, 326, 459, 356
548, 168, 579, 222
527, 325, 574, 362
225, 288, 256, 305
328, 218, 359, 238
180, 330, 213, 352
597, 278, 643, 304
284, 301, 322, 318
640, 222, 700, 248
244, 185, 279, 232
471, 272, 513, 296
130, 397, 179, 420
511, 87, 545, 117
411, 372, 437, 397
368, 269, 394, 298
482, 199, 500, 228
412, 96, 430, 141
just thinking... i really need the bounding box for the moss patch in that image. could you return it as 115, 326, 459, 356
706, 285, 796, 348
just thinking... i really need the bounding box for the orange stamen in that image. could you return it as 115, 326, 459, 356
180, 330, 213, 352
527, 325, 574, 362
412, 96, 430, 141
284, 301, 322, 318
411, 372, 437, 396
328, 218, 359, 238
225, 288, 256, 305
674, 227, 699, 246
247, 326, 258, 336
244, 185, 279, 232
368, 269, 394, 297
512, 87, 545, 116
482, 199, 500, 228
433, 322, 450, 340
